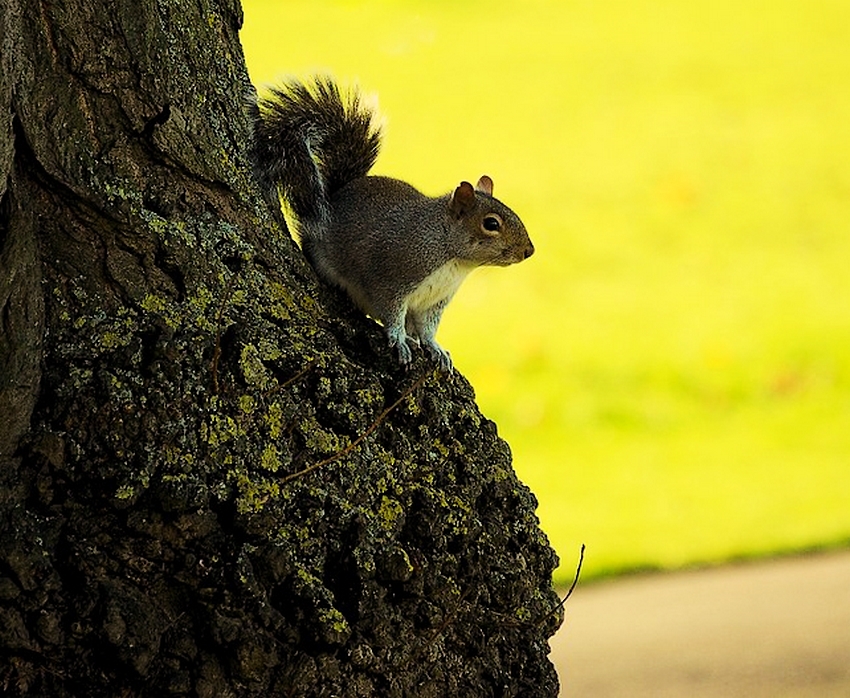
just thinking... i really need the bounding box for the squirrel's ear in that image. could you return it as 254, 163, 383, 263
475, 175, 493, 196
450, 181, 476, 216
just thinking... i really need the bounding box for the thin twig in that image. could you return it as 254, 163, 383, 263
536, 543, 585, 627
279, 372, 430, 486
421, 585, 473, 649
262, 360, 317, 398
405, 584, 474, 679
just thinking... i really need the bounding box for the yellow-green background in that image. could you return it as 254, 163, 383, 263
241, 0, 850, 585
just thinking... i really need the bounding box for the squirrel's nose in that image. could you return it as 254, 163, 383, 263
524, 243, 535, 259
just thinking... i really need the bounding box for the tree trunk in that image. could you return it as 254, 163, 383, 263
0, 0, 562, 695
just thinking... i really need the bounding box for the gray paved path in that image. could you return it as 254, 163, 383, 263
550, 550, 850, 697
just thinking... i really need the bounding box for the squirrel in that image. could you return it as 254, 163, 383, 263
252, 77, 534, 372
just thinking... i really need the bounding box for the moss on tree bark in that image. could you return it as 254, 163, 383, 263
0, 0, 563, 694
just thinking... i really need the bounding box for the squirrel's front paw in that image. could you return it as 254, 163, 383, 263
388, 335, 414, 367
396, 343, 413, 366
423, 341, 454, 374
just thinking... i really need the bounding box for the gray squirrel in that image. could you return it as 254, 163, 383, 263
252, 77, 534, 372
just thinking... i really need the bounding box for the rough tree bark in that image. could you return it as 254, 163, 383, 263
0, 0, 563, 695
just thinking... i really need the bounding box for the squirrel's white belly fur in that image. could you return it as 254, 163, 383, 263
406, 259, 473, 312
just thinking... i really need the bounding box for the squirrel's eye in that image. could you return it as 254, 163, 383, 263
482, 214, 503, 235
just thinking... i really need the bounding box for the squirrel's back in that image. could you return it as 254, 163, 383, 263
321, 176, 458, 297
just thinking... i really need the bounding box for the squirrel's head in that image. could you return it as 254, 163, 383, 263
449, 176, 534, 267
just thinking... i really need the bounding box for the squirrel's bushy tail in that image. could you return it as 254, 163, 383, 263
253, 77, 381, 236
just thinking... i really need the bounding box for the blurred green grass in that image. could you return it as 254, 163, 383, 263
241, 0, 850, 584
